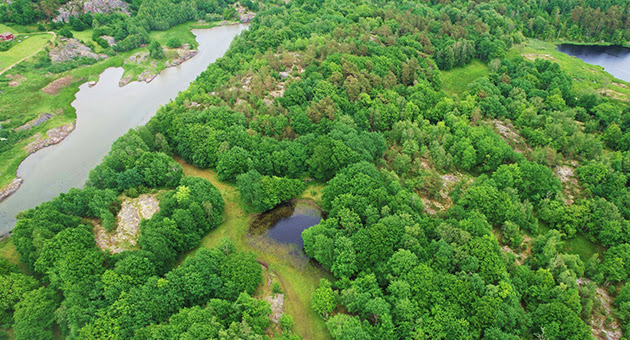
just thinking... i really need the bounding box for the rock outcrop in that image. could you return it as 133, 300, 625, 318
24, 123, 75, 154
165, 49, 199, 68
53, 0, 129, 23
15, 113, 54, 131
49, 38, 107, 63
94, 194, 159, 253
0, 178, 23, 203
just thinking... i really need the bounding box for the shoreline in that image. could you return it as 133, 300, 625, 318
0, 22, 240, 209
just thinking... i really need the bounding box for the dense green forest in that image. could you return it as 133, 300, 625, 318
2, 0, 630, 339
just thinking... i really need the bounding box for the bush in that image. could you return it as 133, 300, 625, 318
272, 282, 282, 294
148, 40, 164, 59
59, 28, 73, 38
166, 36, 181, 48
279, 314, 294, 331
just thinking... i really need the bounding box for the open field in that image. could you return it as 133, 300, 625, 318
0, 33, 54, 73
176, 158, 333, 340
0, 24, 18, 34
441, 59, 489, 94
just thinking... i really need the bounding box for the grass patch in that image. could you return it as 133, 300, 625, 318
70, 29, 106, 53
0, 33, 54, 72
0, 24, 18, 35
175, 158, 333, 340
0, 238, 29, 274
564, 233, 604, 262
441, 59, 489, 94
149, 22, 199, 47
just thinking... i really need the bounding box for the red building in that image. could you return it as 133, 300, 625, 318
0, 32, 14, 41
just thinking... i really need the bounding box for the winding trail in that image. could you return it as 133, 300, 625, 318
0, 32, 56, 76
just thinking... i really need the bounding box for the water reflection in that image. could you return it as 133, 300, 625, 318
557, 44, 630, 82
249, 199, 322, 250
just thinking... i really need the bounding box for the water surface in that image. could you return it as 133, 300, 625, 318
250, 200, 322, 250
557, 44, 630, 82
0, 24, 248, 234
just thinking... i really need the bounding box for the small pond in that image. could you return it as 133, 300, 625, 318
557, 43, 630, 82
249, 200, 322, 250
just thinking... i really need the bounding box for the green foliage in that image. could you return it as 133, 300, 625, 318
217, 146, 252, 182
148, 40, 164, 59
237, 170, 305, 212
166, 36, 181, 48
0, 272, 38, 327
13, 287, 60, 340
4, 1, 630, 339
272, 282, 282, 295
311, 279, 337, 320
279, 314, 294, 331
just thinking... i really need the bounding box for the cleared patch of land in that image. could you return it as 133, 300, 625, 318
94, 194, 160, 253
441, 59, 489, 94
0, 33, 55, 74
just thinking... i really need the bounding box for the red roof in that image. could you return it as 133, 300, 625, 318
0, 32, 14, 41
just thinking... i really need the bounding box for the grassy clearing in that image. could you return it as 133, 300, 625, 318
0, 238, 29, 274
509, 39, 630, 102
70, 29, 107, 53
441, 59, 489, 94
564, 233, 605, 262
175, 158, 332, 340
0, 24, 18, 35
0, 33, 54, 72
149, 22, 199, 47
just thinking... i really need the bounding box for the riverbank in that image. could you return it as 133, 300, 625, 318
0, 20, 241, 199
175, 159, 333, 340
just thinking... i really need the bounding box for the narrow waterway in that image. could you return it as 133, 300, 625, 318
557, 44, 630, 82
0, 24, 248, 234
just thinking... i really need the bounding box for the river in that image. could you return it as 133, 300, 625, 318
557, 44, 630, 82
0, 24, 248, 234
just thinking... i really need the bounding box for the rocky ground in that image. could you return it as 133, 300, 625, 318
94, 194, 159, 253
53, 0, 129, 23
119, 45, 199, 86
49, 38, 107, 63
6, 74, 24, 87
24, 123, 74, 154
0, 178, 23, 203
15, 112, 54, 131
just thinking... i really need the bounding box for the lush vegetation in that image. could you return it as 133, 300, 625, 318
2, 0, 630, 339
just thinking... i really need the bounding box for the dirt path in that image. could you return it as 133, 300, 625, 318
0, 32, 56, 76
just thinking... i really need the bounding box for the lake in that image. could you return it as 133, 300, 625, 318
249, 200, 322, 250
557, 44, 630, 82
0, 24, 248, 234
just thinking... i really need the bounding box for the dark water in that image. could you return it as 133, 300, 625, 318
250, 200, 322, 249
557, 44, 630, 82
